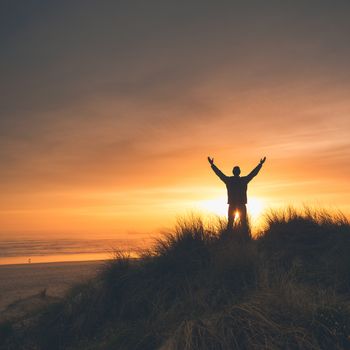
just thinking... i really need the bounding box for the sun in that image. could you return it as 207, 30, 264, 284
197, 197, 227, 216
198, 196, 265, 222
246, 197, 265, 221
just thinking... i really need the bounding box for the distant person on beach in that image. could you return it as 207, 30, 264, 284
208, 156, 266, 230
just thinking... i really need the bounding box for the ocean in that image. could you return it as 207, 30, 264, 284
0, 237, 145, 265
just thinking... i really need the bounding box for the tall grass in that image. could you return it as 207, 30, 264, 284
1, 208, 350, 350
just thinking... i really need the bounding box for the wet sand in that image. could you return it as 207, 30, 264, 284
0, 260, 104, 318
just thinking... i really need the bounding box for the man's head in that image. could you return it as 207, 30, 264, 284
232, 166, 241, 176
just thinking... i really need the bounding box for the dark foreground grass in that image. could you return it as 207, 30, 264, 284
1, 208, 350, 350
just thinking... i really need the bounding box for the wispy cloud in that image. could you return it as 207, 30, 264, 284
1, 1, 350, 236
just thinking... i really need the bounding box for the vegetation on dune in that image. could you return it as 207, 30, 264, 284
1, 208, 350, 350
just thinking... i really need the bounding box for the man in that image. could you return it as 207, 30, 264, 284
208, 156, 266, 230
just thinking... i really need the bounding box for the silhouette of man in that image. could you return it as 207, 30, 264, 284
208, 156, 266, 230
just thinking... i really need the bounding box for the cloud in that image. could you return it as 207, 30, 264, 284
0, 0, 350, 232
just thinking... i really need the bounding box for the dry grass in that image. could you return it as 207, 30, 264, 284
2, 208, 350, 350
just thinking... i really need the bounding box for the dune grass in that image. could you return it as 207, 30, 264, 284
1, 208, 350, 350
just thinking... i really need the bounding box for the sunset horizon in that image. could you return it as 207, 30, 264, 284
1, 1, 350, 260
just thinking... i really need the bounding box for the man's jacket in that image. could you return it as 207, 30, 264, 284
211, 163, 262, 205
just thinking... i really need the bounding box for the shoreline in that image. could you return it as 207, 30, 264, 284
0, 257, 109, 268
0, 259, 105, 316
0, 252, 114, 267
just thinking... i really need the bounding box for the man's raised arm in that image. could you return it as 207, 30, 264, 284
246, 157, 266, 182
207, 156, 228, 183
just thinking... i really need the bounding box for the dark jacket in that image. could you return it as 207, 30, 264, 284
211, 163, 262, 205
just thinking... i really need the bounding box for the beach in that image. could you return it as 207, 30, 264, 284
0, 260, 104, 320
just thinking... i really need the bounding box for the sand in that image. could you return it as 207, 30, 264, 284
0, 260, 104, 321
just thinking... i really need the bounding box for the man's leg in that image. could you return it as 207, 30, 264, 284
237, 204, 250, 239
239, 205, 247, 227
227, 204, 235, 230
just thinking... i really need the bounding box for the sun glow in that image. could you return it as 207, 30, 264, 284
246, 197, 265, 221
198, 196, 265, 222
197, 197, 227, 216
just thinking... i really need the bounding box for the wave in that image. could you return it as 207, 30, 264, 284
0, 238, 144, 258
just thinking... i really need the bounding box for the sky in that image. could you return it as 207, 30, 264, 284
1, 1, 350, 241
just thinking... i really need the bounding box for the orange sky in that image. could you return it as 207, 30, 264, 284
1, 1, 350, 241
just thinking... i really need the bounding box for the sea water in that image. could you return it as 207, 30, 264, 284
0, 237, 145, 265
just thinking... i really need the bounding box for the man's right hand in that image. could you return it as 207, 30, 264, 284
260, 156, 266, 165
207, 156, 214, 165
